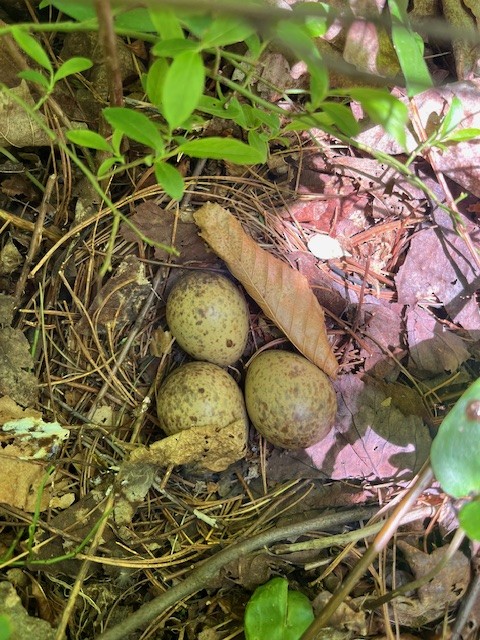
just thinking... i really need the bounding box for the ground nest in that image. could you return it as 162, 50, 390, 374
1, 147, 478, 640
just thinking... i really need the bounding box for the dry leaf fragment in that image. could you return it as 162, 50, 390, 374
193, 203, 338, 378
130, 419, 247, 472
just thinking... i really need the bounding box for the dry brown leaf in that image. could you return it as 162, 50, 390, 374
193, 203, 338, 378
130, 419, 247, 472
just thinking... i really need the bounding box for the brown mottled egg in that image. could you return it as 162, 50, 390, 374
166, 272, 249, 366
157, 361, 247, 435
245, 351, 337, 449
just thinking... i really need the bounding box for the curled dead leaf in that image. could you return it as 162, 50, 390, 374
193, 203, 338, 378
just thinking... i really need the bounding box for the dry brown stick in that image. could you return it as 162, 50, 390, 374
14, 173, 56, 303
93, 0, 123, 108
300, 462, 435, 640
87, 266, 166, 417
96, 505, 378, 640
54, 491, 114, 640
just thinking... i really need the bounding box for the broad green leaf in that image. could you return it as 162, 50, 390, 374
319, 102, 359, 136
431, 377, 480, 498
438, 96, 464, 137
201, 16, 253, 47
244, 577, 314, 640
178, 137, 265, 164
146, 58, 169, 108
11, 27, 52, 72
347, 87, 408, 148
443, 128, 480, 143
103, 107, 164, 151
162, 51, 205, 129
115, 8, 156, 32
388, 0, 433, 96
284, 111, 334, 131
97, 156, 122, 178
148, 7, 184, 40
275, 20, 322, 67
0, 614, 12, 640
286, 591, 316, 637
248, 130, 269, 158
54, 56, 92, 82
459, 500, 480, 541
154, 161, 185, 200
67, 129, 112, 152
197, 95, 240, 120
111, 128, 124, 156
152, 39, 200, 57
17, 69, 50, 90
38, 0, 96, 21
245, 33, 262, 58
309, 63, 328, 108
180, 15, 213, 39
304, 15, 329, 38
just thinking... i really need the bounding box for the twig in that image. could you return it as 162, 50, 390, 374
364, 527, 465, 609
451, 557, 480, 640
273, 505, 436, 558
14, 173, 56, 304
93, 0, 123, 107
96, 506, 378, 640
87, 266, 166, 417
55, 491, 114, 640
300, 462, 435, 640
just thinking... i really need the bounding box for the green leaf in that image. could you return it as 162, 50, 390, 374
39, 0, 96, 21
459, 499, 480, 541
151, 39, 200, 57
347, 87, 408, 148
286, 591, 317, 638
284, 111, 334, 131
201, 16, 253, 47
146, 58, 169, 108
111, 128, 124, 156
54, 56, 92, 82
309, 63, 328, 108
431, 377, 480, 498
154, 161, 185, 200
319, 102, 359, 136
245, 33, 262, 58
304, 15, 329, 38
162, 51, 205, 129
180, 15, 213, 39
67, 129, 112, 152
178, 137, 265, 164
248, 130, 269, 158
17, 69, 50, 90
103, 107, 164, 151
11, 27, 52, 72
244, 577, 314, 640
115, 8, 156, 32
0, 614, 12, 640
438, 96, 464, 137
275, 20, 322, 67
388, 0, 433, 96
443, 128, 480, 143
197, 95, 240, 120
97, 156, 122, 178
148, 7, 184, 40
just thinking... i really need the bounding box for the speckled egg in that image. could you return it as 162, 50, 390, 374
157, 361, 248, 435
245, 351, 337, 449
166, 272, 249, 366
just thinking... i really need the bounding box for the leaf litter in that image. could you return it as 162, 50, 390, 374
1, 3, 480, 639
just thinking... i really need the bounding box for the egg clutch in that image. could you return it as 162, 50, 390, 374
157, 271, 337, 450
